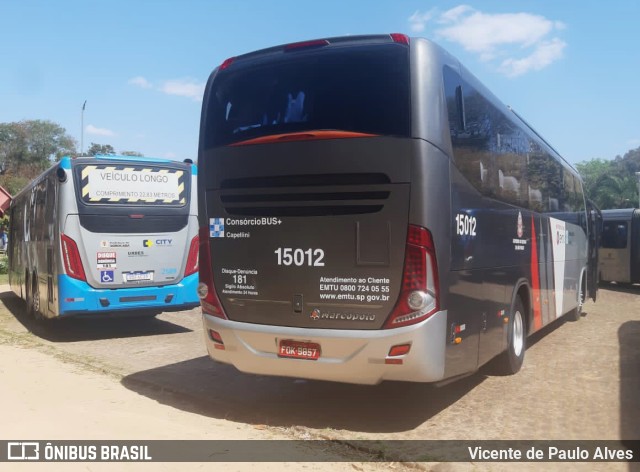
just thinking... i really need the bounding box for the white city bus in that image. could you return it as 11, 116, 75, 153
8, 155, 200, 319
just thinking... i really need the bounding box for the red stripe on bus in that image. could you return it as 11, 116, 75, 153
530, 216, 543, 331
229, 130, 378, 146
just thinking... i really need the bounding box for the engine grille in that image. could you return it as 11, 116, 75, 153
219, 173, 391, 217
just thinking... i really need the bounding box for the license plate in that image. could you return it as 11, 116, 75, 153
123, 271, 154, 282
278, 340, 321, 360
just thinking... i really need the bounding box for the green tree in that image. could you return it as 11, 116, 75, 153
576, 158, 612, 200
24, 120, 76, 163
576, 146, 640, 209
87, 143, 115, 156
0, 120, 76, 169
0, 119, 77, 195
0, 175, 29, 196
0, 122, 28, 168
613, 147, 640, 176
591, 174, 637, 209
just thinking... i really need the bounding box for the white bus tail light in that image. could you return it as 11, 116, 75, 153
184, 234, 199, 277
198, 226, 227, 319
61, 234, 86, 281
384, 225, 439, 329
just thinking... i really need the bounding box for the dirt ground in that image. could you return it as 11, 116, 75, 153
1, 283, 638, 471
0, 344, 398, 472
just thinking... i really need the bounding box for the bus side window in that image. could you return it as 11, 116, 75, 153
443, 66, 463, 137
444, 66, 494, 197
601, 221, 628, 249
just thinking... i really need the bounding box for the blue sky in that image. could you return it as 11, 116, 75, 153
1, 0, 638, 165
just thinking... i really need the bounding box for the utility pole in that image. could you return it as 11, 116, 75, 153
81, 100, 87, 156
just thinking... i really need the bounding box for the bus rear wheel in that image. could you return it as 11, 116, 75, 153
496, 296, 526, 375
567, 278, 585, 322
25, 273, 33, 317
27, 273, 43, 320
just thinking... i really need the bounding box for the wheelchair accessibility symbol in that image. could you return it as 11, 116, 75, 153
100, 270, 115, 283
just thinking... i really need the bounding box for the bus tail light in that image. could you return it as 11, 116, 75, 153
197, 226, 227, 319
208, 329, 225, 350
184, 234, 199, 276
390, 33, 410, 45
219, 57, 235, 70
384, 225, 439, 328
61, 234, 86, 282
284, 39, 329, 51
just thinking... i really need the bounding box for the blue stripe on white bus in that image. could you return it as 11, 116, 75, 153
57, 273, 200, 315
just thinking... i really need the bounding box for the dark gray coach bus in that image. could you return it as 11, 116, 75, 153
196, 34, 596, 384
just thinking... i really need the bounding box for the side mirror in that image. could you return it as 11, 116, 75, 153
56, 167, 67, 183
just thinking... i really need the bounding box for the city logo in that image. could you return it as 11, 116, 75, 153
210, 218, 225, 238
143, 239, 173, 247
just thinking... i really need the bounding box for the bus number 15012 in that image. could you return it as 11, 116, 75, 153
455, 213, 477, 236
274, 248, 325, 267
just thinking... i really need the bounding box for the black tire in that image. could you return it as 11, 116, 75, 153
567, 278, 585, 322
27, 273, 44, 320
496, 296, 527, 375
25, 272, 33, 318
31, 275, 43, 320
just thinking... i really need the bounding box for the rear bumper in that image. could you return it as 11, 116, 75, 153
58, 273, 200, 316
202, 309, 448, 385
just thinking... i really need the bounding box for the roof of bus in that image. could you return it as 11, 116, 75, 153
59, 155, 196, 171
93, 154, 177, 163
601, 208, 639, 219
206, 34, 578, 178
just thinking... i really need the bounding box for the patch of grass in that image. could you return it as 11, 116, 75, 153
0, 253, 7, 282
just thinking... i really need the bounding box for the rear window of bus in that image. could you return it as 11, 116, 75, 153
204, 43, 411, 147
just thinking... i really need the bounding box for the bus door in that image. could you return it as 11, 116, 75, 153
534, 215, 557, 324
599, 219, 631, 283
631, 210, 640, 284
46, 174, 57, 314
586, 200, 601, 301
